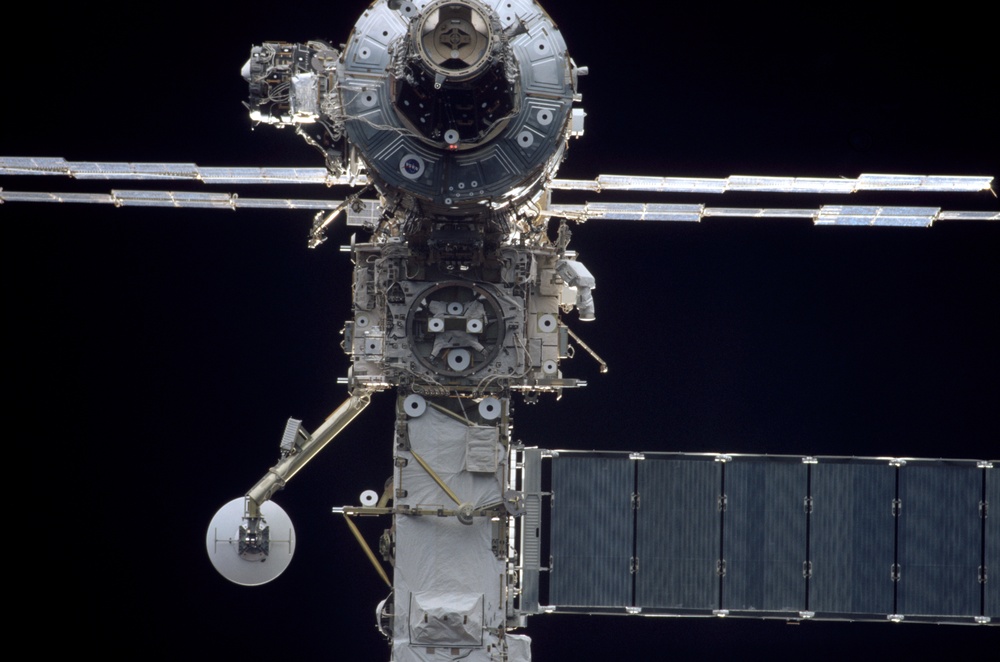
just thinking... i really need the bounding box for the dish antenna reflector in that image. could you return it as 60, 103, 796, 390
206, 497, 296, 586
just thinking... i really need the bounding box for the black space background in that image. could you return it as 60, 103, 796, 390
3, 1, 998, 659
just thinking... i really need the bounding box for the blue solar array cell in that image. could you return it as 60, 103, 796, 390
722, 459, 807, 613
809, 460, 896, 616
549, 455, 634, 607
635, 457, 721, 610
897, 462, 983, 618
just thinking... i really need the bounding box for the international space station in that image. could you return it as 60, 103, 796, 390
2, 1, 997, 660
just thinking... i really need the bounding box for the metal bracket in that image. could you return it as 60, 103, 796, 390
395, 418, 410, 450
279, 417, 306, 456
563, 324, 608, 373
378, 529, 395, 563
503, 489, 526, 517
490, 517, 507, 559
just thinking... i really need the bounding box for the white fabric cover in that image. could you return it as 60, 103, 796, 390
409, 591, 483, 646
393, 405, 509, 661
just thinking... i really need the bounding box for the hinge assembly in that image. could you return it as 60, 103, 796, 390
892, 498, 902, 517
802, 561, 813, 579
631, 492, 640, 511
629, 556, 639, 575
891, 563, 901, 582
395, 455, 408, 499
716, 559, 727, 577
718, 494, 728, 512
803, 496, 813, 514
395, 418, 410, 450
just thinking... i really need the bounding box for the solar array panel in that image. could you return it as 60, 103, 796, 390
544, 452, 996, 624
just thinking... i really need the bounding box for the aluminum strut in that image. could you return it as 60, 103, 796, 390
245, 392, 372, 517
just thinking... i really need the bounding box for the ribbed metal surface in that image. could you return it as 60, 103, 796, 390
519, 448, 543, 614
547, 173, 994, 194
1, 191, 117, 204
0, 188, 345, 210
814, 205, 940, 227
542, 203, 997, 225
546, 202, 704, 222
810, 460, 896, 616
635, 457, 721, 609
521, 450, 543, 569
897, 462, 983, 617
722, 459, 807, 612
549, 456, 634, 607
985, 467, 998, 619
0, 157, 336, 183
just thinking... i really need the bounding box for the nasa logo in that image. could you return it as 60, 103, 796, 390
399, 153, 424, 179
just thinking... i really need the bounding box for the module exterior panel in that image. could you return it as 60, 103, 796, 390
549, 455, 634, 607
897, 462, 982, 619
635, 457, 721, 611
809, 460, 896, 616
722, 459, 807, 613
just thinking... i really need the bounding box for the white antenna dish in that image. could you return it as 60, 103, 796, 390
206, 497, 296, 586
